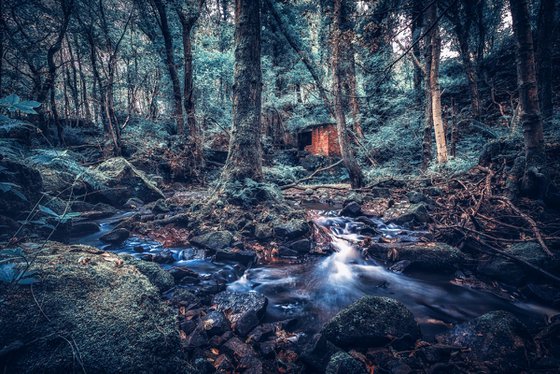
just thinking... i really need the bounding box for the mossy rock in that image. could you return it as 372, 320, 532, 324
439, 310, 533, 372
0, 243, 187, 373
322, 296, 420, 348
326, 351, 367, 374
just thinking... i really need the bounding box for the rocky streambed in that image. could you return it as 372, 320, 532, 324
47, 204, 559, 373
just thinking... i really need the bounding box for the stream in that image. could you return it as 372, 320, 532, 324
73, 208, 558, 339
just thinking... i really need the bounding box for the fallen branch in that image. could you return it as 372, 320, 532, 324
491, 196, 554, 256
280, 160, 343, 190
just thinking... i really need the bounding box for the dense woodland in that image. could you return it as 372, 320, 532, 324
1, 0, 560, 373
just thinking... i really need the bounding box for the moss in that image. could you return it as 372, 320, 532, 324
0, 243, 187, 373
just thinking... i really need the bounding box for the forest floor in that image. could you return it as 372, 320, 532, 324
1, 124, 560, 373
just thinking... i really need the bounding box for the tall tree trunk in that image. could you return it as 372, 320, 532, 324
427, 2, 447, 164
151, 0, 184, 135
536, 0, 555, 124
510, 0, 547, 198
412, 0, 424, 106
74, 34, 91, 122
331, 0, 364, 188
177, 4, 204, 174
221, 0, 263, 183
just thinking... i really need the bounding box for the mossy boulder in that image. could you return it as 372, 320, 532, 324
94, 157, 164, 207
477, 242, 558, 285
190, 231, 233, 251
368, 242, 465, 273
0, 243, 187, 373
322, 296, 420, 348
438, 310, 533, 372
326, 351, 367, 374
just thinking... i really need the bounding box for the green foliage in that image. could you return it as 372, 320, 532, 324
0, 248, 38, 286
222, 178, 282, 207
263, 164, 306, 186
0, 94, 41, 116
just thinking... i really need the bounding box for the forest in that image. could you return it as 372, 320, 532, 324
0, 0, 559, 372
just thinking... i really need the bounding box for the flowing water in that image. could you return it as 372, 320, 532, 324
74, 209, 558, 339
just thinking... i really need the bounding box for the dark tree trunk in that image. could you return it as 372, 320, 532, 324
331, 0, 364, 188
412, 0, 424, 106
510, 0, 547, 198
151, 0, 184, 135
221, 0, 263, 183
177, 3, 204, 174
536, 0, 555, 124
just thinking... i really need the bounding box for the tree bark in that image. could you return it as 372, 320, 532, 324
536, 0, 555, 124
221, 0, 263, 183
151, 0, 185, 135
177, 1, 204, 174
427, 1, 447, 164
510, 0, 547, 198
331, 0, 364, 188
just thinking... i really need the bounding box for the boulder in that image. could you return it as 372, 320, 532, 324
477, 242, 558, 285
368, 243, 465, 273
289, 238, 312, 253
212, 291, 268, 336
254, 224, 273, 240
326, 352, 367, 374
386, 203, 430, 225
340, 201, 363, 217
274, 219, 309, 240
438, 310, 532, 372
190, 231, 233, 251
301, 334, 341, 372
214, 248, 256, 266
322, 296, 420, 348
99, 228, 130, 244
0, 243, 187, 373
70, 221, 101, 236
94, 157, 164, 206
0, 159, 43, 218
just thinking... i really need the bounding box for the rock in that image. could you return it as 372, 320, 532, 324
439, 310, 532, 372
190, 230, 233, 251
340, 201, 363, 217
201, 311, 230, 336
212, 291, 268, 336
407, 191, 428, 204
154, 213, 190, 227
289, 238, 311, 253
70, 221, 101, 236
477, 242, 558, 285
304, 188, 314, 196
184, 324, 208, 349
368, 243, 465, 273
254, 224, 273, 240
387, 203, 430, 225
0, 215, 19, 239
322, 296, 420, 348
0, 159, 43, 218
301, 334, 341, 372
326, 352, 367, 374
170, 288, 199, 305
99, 228, 130, 244
95, 157, 165, 207
78, 203, 118, 220
169, 267, 200, 284
222, 336, 258, 363
274, 219, 309, 240
121, 255, 174, 292
0, 243, 187, 373
214, 248, 256, 266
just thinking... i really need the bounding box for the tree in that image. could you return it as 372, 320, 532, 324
426, 0, 447, 164
149, 0, 185, 135
221, 0, 263, 183
330, 0, 364, 188
536, 0, 556, 125
510, 0, 547, 198
445, 0, 482, 119
175, 0, 205, 174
